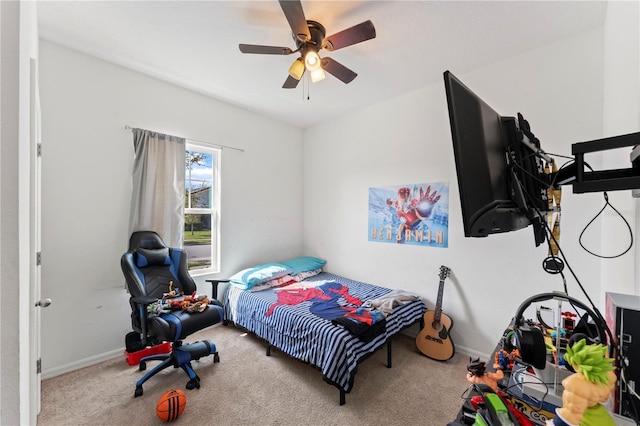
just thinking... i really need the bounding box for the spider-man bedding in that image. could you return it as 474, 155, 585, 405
222, 271, 426, 404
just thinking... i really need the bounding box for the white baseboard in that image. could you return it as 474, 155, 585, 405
454, 344, 490, 361
399, 327, 490, 361
41, 348, 124, 380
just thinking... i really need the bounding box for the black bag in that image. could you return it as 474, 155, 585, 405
125, 331, 144, 353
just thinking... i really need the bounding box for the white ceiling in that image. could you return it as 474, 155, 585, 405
36, 1, 609, 129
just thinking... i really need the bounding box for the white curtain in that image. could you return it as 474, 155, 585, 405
129, 128, 185, 247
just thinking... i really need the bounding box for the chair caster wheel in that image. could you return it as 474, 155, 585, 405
213, 353, 220, 363
134, 386, 143, 397
186, 378, 200, 390
139, 361, 146, 371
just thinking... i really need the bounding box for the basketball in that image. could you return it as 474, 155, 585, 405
155, 389, 187, 422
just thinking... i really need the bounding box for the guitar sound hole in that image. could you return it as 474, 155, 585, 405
431, 321, 442, 331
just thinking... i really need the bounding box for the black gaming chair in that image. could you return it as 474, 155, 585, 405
121, 231, 223, 397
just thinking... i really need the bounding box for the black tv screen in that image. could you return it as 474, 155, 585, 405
444, 71, 548, 242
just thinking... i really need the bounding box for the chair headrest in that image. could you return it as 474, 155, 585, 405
129, 231, 168, 251
136, 247, 171, 268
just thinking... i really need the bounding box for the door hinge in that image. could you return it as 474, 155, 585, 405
37, 143, 42, 157
36, 358, 41, 374
36, 252, 42, 266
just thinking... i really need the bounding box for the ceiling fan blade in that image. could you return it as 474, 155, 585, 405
283, 74, 302, 89
321, 57, 357, 84
324, 20, 376, 52
279, 0, 311, 43
239, 44, 294, 55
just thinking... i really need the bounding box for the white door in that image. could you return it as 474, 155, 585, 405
30, 57, 48, 420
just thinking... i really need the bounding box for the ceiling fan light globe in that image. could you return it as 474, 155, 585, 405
288, 58, 305, 80
310, 68, 326, 83
304, 51, 321, 72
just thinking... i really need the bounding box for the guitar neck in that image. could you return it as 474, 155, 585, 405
434, 279, 444, 322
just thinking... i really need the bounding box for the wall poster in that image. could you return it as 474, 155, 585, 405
368, 182, 449, 247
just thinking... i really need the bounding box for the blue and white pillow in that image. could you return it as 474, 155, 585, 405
229, 262, 293, 290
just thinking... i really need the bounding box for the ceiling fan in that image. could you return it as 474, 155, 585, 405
239, 0, 376, 89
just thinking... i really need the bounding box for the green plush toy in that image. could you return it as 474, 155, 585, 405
147, 300, 171, 317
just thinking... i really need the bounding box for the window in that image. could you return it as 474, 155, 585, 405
184, 143, 220, 273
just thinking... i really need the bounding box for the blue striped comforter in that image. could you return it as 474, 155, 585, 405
223, 272, 426, 392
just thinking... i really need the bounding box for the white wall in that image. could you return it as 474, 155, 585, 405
303, 26, 626, 358
1, 3, 22, 422
601, 0, 640, 298
38, 41, 304, 376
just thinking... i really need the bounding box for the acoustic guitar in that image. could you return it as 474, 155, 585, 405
416, 265, 455, 361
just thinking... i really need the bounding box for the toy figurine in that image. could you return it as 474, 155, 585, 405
547, 339, 616, 426
147, 299, 171, 317
562, 311, 577, 333
466, 357, 504, 393
494, 348, 520, 371
162, 281, 183, 299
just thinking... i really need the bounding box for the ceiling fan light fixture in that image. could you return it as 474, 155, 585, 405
288, 58, 305, 80
304, 50, 321, 72
310, 68, 326, 83
239, 1, 376, 88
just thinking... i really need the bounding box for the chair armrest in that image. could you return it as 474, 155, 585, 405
205, 279, 229, 301
131, 295, 158, 306
129, 295, 159, 346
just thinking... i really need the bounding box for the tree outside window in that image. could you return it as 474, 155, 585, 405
184, 145, 220, 273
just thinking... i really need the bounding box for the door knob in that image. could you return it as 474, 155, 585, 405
35, 298, 52, 308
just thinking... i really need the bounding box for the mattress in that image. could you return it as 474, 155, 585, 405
222, 272, 426, 392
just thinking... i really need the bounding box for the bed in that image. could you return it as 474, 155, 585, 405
209, 258, 426, 405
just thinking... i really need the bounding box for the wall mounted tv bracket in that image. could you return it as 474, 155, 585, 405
550, 131, 640, 194
505, 113, 550, 247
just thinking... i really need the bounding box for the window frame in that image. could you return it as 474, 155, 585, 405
184, 142, 221, 275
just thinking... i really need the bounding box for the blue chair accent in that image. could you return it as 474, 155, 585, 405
121, 231, 223, 397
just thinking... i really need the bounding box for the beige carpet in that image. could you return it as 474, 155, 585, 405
38, 324, 471, 425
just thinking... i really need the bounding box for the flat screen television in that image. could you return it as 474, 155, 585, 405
443, 71, 549, 245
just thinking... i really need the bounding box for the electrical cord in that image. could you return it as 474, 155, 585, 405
620, 366, 640, 422
579, 191, 634, 258
618, 342, 640, 423
460, 364, 554, 414
503, 365, 553, 418
511, 153, 634, 259
511, 155, 616, 355
534, 189, 615, 355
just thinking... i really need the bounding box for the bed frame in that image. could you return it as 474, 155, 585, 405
264, 320, 403, 405
207, 274, 425, 405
